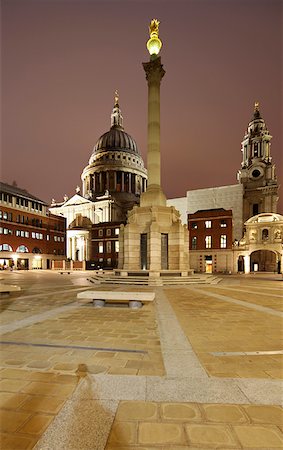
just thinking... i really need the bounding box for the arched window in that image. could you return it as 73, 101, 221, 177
16, 245, 29, 253
32, 247, 42, 254
262, 229, 269, 240
0, 244, 12, 251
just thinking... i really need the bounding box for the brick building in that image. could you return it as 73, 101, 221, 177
0, 182, 66, 270
188, 208, 233, 273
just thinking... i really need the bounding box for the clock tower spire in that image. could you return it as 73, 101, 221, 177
237, 102, 279, 222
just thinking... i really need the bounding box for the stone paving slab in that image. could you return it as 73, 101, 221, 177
105, 400, 283, 449
1, 272, 283, 449
165, 287, 283, 379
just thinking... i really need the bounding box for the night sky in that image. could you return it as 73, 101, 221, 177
2, 0, 282, 212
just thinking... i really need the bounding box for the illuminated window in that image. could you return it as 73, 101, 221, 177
205, 221, 212, 228
16, 245, 29, 253
0, 244, 12, 251
115, 228, 119, 235
99, 242, 103, 253
115, 241, 119, 252
192, 237, 197, 249
220, 220, 227, 228
205, 236, 212, 248
192, 223, 198, 229
220, 235, 227, 248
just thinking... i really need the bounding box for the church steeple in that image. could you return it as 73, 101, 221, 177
111, 90, 124, 129
240, 101, 272, 169
237, 102, 278, 222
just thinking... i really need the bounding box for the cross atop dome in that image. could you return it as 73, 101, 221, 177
253, 100, 261, 119
111, 90, 123, 129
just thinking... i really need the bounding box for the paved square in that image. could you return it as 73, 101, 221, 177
0, 271, 282, 449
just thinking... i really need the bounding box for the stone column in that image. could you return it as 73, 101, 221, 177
141, 56, 166, 207
244, 254, 250, 274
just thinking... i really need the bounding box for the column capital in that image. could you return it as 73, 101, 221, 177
143, 56, 165, 84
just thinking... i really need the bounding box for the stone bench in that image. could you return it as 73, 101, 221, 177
0, 284, 21, 296
77, 290, 155, 309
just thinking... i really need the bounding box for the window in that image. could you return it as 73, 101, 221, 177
98, 229, 103, 237
205, 220, 212, 228
99, 242, 103, 253
0, 244, 12, 251
32, 247, 42, 254
106, 241, 112, 253
220, 220, 227, 228
253, 203, 259, 216
220, 235, 227, 248
115, 228, 119, 235
16, 245, 29, 253
262, 229, 269, 240
192, 223, 198, 229
115, 241, 119, 252
192, 237, 197, 250
46, 235, 50, 241
25, 231, 29, 238
106, 228, 111, 236
205, 236, 212, 248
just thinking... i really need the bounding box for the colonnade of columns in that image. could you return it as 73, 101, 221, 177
84, 171, 147, 196
67, 235, 89, 261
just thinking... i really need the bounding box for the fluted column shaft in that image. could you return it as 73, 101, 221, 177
143, 57, 165, 187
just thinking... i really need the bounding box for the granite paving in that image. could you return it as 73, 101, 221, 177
0, 271, 282, 449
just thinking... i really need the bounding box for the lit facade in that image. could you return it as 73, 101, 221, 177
188, 208, 233, 273
0, 182, 66, 270
49, 94, 147, 269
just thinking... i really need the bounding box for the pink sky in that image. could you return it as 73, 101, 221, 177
1, 0, 282, 211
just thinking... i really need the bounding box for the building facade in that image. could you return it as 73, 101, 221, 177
188, 208, 233, 273
234, 213, 283, 274
237, 102, 279, 222
49, 93, 147, 269
0, 182, 66, 270
168, 103, 281, 273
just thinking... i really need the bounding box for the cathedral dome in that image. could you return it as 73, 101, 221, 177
93, 127, 139, 155
90, 91, 140, 161
81, 92, 147, 204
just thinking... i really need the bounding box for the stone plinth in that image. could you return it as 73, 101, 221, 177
118, 204, 189, 274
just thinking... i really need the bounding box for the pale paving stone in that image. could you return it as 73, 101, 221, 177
18, 413, 54, 435
160, 402, 202, 421
107, 421, 137, 445
243, 404, 283, 426
0, 409, 32, 432
201, 404, 249, 423
138, 422, 186, 445
19, 395, 66, 414
21, 381, 75, 397
0, 433, 37, 450
185, 423, 239, 447
115, 400, 158, 421
233, 424, 283, 447
0, 391, 29, 409
0, 378, 31, 392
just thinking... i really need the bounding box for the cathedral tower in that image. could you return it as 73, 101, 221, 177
237, 102, 279, 223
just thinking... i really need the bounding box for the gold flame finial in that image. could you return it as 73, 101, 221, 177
147, 19, 162, 56
149, 19, 160, 38
114, 90, 119, 106
254, 101, 260, 111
